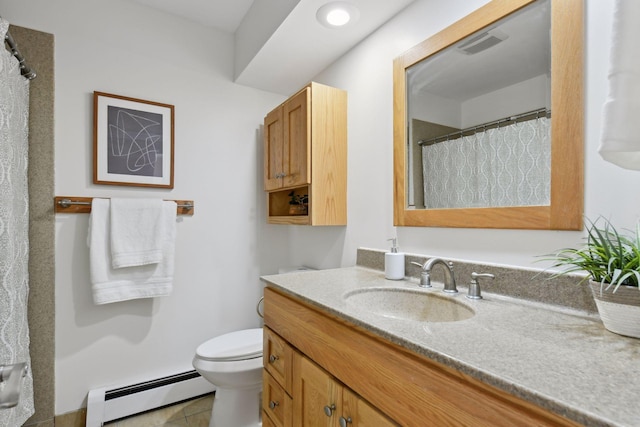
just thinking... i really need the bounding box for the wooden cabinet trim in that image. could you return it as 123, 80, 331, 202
264, 287, 580, 427
308, 82, 348, 225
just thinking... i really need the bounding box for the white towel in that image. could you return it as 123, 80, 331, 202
88, 198, 177, 305
110, 198, 166, 268
599, 0, 640, 170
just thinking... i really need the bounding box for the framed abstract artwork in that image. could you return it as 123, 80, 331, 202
93, 91, 174, 188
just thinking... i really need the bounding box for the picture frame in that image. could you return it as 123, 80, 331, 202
93, 91, 175, 188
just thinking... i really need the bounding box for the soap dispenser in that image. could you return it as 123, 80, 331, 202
385, 238, 405, 280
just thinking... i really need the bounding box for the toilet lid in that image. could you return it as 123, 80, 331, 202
196, 328, 263, 361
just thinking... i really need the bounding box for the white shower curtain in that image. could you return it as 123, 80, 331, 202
0, 19, 34, 425
422, 117, 551, 209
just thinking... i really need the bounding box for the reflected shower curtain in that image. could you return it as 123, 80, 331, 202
422, 117, 551, 209
0, 19, 34, 425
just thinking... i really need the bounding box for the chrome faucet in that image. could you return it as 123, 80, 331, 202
411, 258, 457, 293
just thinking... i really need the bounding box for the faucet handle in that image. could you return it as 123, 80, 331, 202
410, 261, 432, 287
466, 272, 495, 300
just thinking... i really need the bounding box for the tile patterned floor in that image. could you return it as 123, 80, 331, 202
104, 393, 214, 427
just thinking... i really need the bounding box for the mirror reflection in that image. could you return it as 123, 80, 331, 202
393, 0, 583, 230
406, 0, 551, 210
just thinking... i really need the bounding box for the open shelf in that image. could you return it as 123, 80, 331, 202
267, 186, 310, 225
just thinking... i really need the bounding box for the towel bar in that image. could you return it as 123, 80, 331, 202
54, 197, 195, 215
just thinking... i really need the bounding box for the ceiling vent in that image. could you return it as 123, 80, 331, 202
456, 29, 508, 55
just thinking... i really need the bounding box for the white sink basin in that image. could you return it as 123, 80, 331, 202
344, 288, 475, 323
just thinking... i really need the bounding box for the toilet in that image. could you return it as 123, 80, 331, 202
192, 328, 263, 427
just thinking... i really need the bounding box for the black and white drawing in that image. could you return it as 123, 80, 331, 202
94, 92, 174, 188
107, 106, 164, 177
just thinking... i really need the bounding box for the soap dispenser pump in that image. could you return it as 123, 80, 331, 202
385, 238, 405, 280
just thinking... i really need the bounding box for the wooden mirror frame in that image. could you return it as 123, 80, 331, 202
393, 0, 583, 230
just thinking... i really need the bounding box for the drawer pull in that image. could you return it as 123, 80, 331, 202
269, 400, 279, 410
269, 354, 279, 363
324, 403, 336, 417
339, 416, 353, 427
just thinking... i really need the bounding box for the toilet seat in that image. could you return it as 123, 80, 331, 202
195, 328, 262, 362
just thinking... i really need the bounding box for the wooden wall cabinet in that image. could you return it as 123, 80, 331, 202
263, 82, 347, 226
263, 287, 581, 427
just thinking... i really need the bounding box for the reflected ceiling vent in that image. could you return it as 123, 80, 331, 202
456, 29, 508, 55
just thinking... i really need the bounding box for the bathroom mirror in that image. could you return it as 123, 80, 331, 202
393, 0, 583, 229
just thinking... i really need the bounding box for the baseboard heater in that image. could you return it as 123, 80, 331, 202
86, 370, 215, 426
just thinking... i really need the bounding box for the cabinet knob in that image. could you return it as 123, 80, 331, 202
269, 354, 279, 363
323, 403, 336, 417
339, 416, 353, 427
269, 400, 279, 410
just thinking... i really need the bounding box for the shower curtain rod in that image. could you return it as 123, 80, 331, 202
418, 107, 550, 146
3, 24, 36, 80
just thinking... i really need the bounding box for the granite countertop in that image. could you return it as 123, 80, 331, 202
261, 266, 640, 427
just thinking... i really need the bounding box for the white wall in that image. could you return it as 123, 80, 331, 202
410, 74, 548, 129
299, 0, 640, 270
0, 0, 289, 415
410, 91, 461, 128
461, 74, 550, 127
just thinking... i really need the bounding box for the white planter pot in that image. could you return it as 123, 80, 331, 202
589, 281, 640, 339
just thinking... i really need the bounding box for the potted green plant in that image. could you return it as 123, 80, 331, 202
288, 191, 308, 215
543, 217, 640, 338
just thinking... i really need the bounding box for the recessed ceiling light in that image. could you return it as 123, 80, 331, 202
316, 2, 360, 29
327, 8, 351, 26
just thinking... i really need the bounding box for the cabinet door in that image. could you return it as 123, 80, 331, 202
342, 388, 398, 427
264, 106, 284, 191
282, 87, 310, 188
294, 353, 342, 427
263, 411, 278, 427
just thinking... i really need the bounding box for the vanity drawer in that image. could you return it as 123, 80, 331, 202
264, 326, 293, 392
262, 369, 293, 427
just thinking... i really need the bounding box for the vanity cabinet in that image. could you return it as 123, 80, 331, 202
263, 287, 581, 427
263, 82, 347, 226
263, 325, 395, 427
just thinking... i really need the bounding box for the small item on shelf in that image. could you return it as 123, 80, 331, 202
288, 191, 308, 215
